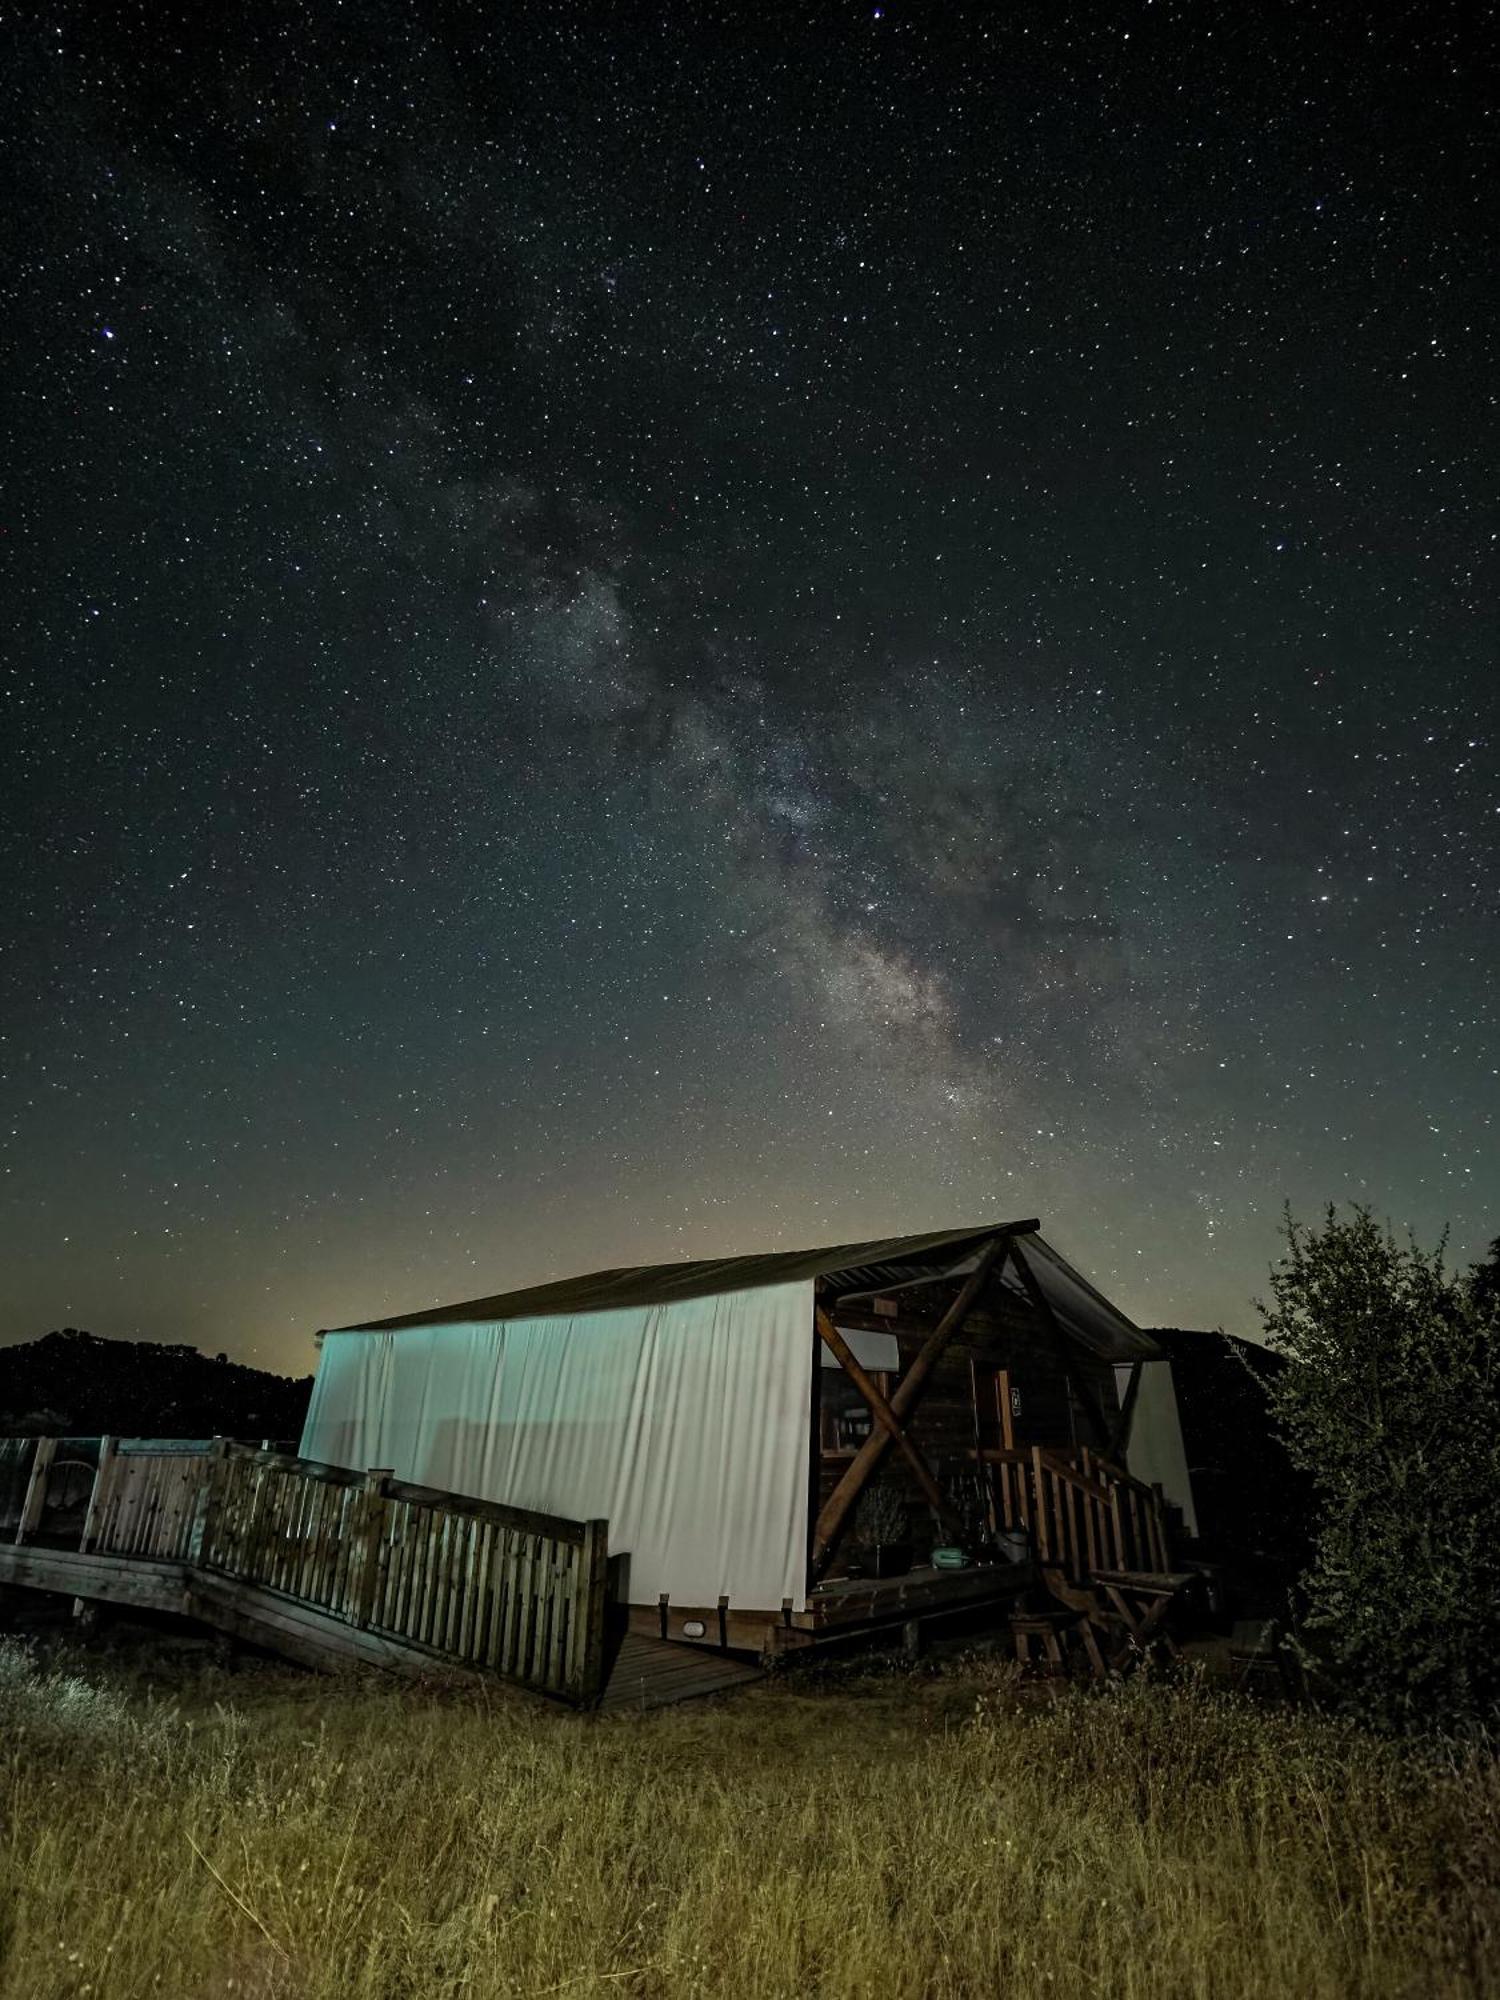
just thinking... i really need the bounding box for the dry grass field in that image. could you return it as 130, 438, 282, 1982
1, 1631, 1498, 2000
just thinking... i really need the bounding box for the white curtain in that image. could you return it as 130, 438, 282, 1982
301, 1280, 815, 1612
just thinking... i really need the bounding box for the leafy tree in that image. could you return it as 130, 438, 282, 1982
1468, 1236, 1500, 1318
1256, 1205, 1500, 1735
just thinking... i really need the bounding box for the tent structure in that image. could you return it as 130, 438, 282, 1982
302, 1221, 1196, 1646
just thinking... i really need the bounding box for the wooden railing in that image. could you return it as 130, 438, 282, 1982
88, 1440, 214, 1561
4, 1436, 609, 1706
199, 1443, 608, 1703
982, 1445, 1169, 1580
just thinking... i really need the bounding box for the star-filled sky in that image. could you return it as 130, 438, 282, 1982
2, 3, 1494, 1373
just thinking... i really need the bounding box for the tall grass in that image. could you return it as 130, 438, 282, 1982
0, 1637, 1496, 1998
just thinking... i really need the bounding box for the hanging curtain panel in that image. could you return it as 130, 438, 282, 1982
1115, 1360, 1198, 1536
301, 1280, 816, 1612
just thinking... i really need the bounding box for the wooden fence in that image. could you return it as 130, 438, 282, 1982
5, 1436, 609, 1705
984, 1444, 1168, 1580
199, 1443, 608, 1702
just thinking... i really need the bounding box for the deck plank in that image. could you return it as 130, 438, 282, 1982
597, 1632, 763, 1713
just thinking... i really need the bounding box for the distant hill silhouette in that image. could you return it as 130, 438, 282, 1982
0, 1328, 311, 1443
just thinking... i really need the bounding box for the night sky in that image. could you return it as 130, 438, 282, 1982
3, 4, 1494, 1373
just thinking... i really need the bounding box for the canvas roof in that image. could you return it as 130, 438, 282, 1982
327, 1221, 1161, 1363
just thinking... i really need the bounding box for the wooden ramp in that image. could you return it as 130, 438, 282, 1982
1, 1436, 765, 1714
1, 1436, 611, 1706
597, 1631, 764, 1713
0, 1540, 517, 1685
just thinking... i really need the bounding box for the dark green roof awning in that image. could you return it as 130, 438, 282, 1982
326, 1221, 1161, 1363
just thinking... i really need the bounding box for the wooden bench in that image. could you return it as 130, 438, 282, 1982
1085, 1567, 1196, 1671
1009, 1605, 1106, 1679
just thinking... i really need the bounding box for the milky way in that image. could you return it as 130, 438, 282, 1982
2, 5, 1494, 1366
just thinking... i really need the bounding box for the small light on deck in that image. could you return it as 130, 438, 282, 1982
682, 1619, 706, 1638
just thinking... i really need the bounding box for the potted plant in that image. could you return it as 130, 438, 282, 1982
856, 1482, 913, 1579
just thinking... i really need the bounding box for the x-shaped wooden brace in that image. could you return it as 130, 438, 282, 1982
810, 1229, 1025, 1579
814, 1309, 966, 1540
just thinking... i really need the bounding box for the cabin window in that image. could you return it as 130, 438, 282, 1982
818, 1326, 899, 1372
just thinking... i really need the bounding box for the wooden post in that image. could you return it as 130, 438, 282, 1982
577, 1518, 609, 1703
811, 1229, 1024, 1574
77, 1436, 118, 1555
1030, 1446, 1051, 1562
238, 1452, 276, 1586
212, 1443, 253, 1575
352, 1469, 392, 1630
15, 1438, 57, 1546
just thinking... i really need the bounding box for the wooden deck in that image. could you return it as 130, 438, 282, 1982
1, 1430, 1157, 1707
0, 1436, 772, 1713
803, 1557, 1028, 1631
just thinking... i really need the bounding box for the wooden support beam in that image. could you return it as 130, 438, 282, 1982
811, 1229, 1021, 1576
815, 1310, 966, 1535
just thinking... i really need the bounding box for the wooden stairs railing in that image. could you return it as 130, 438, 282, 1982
0, 1436, 609, 1706
980, 1444, 1170, 1582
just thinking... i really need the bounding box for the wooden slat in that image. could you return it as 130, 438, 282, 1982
1030, 1447, 1050, 1561
381, 1498, 407, 1635
460, 1518, 487, 1663
472, 1521, 495, 1668
497, 1528, 523, 1673
517, 1533, 540, 1681
416, 1509, 441, 1646
546, 1546, 569, 1692
439, 1513, 463, 1654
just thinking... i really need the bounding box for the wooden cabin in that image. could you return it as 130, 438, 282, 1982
304, 1221, 1196, 1659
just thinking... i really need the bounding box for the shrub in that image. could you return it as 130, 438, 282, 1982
1256, 1206, 1500, 1734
